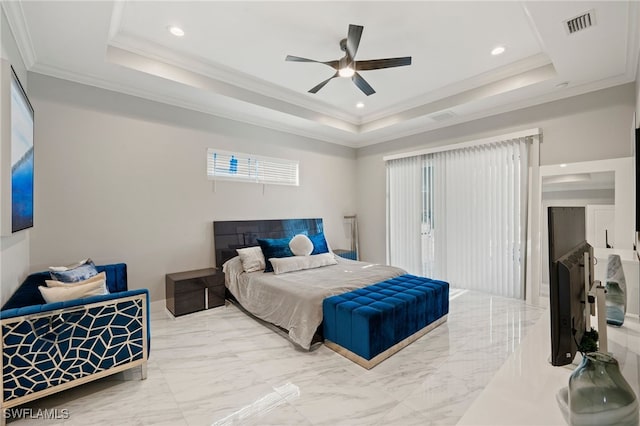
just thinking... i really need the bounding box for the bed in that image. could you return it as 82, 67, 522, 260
223, 255, 405, 349
214, 218, 448, 365
214, 219, 403, 347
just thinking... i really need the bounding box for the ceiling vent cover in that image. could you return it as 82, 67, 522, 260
564, 10, 595, 35
430, 111, 456, 122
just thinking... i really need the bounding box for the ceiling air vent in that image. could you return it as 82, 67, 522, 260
430, 111, 456, 122
564, 10, 595, 35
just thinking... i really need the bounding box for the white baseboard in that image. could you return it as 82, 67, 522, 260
625, 312, 639, 322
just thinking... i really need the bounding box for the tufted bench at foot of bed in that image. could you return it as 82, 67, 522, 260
322, 274, 449, 369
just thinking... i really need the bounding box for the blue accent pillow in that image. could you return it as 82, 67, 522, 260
309, 232, 329, 255
49, 259, 99, 283
257, 237, 294, 273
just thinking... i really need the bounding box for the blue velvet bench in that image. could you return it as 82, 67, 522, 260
322, 274, 449, 369
1, 264, 150, 422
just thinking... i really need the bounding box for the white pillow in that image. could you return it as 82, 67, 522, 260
45, 272, 106, 288
289, 234, 313, 256
38, 279, 109, 303
236, 246, 266, 272
270, 253, 337, 275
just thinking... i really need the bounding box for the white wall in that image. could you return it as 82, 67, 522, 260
356, 83, 636, 265
28, 74, 357, 303
0, 7, 30, 306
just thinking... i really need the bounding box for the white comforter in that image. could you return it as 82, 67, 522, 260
223, 256, 406, 349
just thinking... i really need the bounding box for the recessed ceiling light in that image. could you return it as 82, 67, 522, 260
560, 163, 568, 168
168, 26, 184, 37
356, 102, 365, 109
491, 46, 506, 56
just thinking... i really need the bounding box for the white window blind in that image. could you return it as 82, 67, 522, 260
207, 149, 299, 186
387, 136, 531, 299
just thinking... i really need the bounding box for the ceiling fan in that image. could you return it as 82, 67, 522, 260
285, 24, 412, 96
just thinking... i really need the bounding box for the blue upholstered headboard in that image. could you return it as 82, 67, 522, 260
213, 218, 324, 267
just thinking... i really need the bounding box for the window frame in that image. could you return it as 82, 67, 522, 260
206, 148, 299, 187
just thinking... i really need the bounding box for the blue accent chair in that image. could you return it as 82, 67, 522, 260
1, 264, 150, 418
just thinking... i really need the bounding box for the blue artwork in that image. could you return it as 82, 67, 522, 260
10, 68, 34, 233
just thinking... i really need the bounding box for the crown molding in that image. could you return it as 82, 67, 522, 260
361, 63, 557, 134
356, 73, 634, 148
107, 33, 359, 125
105, 45, 360, 133
624, 0, 640, 81
362, 53, 553, 124
1, 0, 36, 68
107, 0, 125, 41
31, 56, 634, 151
29, 61, 360, 147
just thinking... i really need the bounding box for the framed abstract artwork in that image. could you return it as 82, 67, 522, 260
1, 61, 34, 235
9, 66, 34, 233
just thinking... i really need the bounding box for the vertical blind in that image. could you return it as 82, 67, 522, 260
387, 137, 530, 299
386, 156, 423, 274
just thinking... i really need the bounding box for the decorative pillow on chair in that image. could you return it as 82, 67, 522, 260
45, 272, 106, 288
236, 247, 266, 273
38, 279, 109, 303
289, 234, 314, 256
48, 258, 92, 272
49, 258, 99, 283
309, 232, 330, 255
257, 237, 294, 273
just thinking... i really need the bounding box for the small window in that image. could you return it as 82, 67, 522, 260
207, 149, 299, 186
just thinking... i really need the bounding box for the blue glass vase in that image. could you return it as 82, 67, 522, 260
568, 352, 639, 426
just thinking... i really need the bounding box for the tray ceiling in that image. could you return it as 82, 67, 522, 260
3, 1, 639, 147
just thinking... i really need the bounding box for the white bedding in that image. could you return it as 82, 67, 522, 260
223, 255, 406, 349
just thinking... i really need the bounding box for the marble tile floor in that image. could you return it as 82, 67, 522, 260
7, 290, 547, 426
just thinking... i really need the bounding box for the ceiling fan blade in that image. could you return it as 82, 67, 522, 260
352, 72, 375, 96
356, 57, 412, 71
285, 55, 339, 69
346, 24, 364, 60
308, 72, 339, 94
285, 55, 318, 62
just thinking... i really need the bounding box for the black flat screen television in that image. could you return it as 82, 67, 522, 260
548, 207, 593, 366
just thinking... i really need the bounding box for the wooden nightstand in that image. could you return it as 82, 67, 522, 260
165, 268, 225, 316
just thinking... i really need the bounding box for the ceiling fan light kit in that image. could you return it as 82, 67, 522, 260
338, 66, 355, 78
286, 24, 412, 96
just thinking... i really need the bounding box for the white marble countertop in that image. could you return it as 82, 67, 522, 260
458, 312, 640, 425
